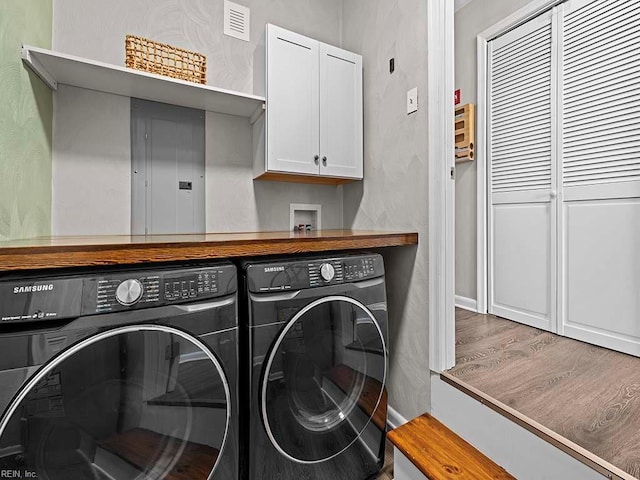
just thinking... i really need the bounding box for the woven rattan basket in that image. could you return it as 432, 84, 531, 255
125, 35, 207, 85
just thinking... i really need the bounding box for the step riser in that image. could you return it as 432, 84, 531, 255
431, 374, 608, 480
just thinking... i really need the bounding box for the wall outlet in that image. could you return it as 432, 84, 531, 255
407, 87, 418, 114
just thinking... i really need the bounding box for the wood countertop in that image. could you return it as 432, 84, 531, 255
0, 230, 417, 272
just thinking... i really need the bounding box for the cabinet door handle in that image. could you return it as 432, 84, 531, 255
322, 156, 327, 166
314, 155, 319, 165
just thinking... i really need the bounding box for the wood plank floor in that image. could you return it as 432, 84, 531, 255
371, 441, 394, 480
448, 309, 640, 479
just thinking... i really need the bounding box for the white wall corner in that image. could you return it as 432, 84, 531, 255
455, 295, 478, 312
387, 405, 410, 430
428, 0, 456, 373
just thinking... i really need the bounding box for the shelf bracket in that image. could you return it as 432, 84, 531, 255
250, 103, 265, 125
21, 45, 58, 91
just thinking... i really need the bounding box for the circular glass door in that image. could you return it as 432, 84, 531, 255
261, 296, 387, 464
0, 325, 230, 480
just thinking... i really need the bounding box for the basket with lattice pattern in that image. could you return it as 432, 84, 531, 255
125, 35, 207, 85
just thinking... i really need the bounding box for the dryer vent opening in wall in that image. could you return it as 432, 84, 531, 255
224, 1, 250, 42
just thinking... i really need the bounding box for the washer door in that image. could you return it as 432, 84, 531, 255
0, 325, 230, 480
261, 296, 387, 464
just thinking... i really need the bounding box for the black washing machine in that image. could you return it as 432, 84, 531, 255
0, 261, 238, 480
239, 253, 388, 480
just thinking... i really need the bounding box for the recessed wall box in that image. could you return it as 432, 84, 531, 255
290, 204, 322, 232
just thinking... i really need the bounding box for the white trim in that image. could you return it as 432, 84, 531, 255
455, 295, 477, 312
476, 36, 488, 315
478, 0, 564, 40
428, 0, 456, 373
386, 405, 409, 430
556, 1, 567, 339
476, 0, 562, 316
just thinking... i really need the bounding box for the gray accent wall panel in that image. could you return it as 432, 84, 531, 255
52, 86, 131, 236
205, 111, 343, 232
52, 0, 345, 235
341, 0, 430, 421
53, 0, 344, 96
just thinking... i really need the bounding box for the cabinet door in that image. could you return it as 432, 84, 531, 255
266, 24, 320, 176
319, 43, 363, 179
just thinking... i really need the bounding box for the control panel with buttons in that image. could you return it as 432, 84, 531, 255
84, 266, 231, 315
95, 276, 160, 313
247, 254, 384, 293
0, 262, 237, 325
163, 271, 218, 301
343, 256, 377, 281
308, 260, 344, 287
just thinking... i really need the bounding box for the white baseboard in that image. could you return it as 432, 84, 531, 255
455, 295, 477, 312
387, 405, 409, 430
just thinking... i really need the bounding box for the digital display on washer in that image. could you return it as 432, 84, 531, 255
342, 256, 378, 281
163, 271, 218, 301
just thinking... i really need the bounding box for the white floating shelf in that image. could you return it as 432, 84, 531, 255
22, 45, 265, 119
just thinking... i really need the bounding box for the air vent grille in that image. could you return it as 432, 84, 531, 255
224, 1, 250, 42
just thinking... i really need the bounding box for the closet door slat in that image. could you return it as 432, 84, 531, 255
490, 21, 553, 194
563, 0, 640, 188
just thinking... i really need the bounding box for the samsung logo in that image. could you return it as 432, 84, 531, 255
264, 266, 285, 273
13, 284, 54, 294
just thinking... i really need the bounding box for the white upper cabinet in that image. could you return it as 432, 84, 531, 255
319, 43, 363, 179
259, 24, 363, 183
265, 25, 320, 176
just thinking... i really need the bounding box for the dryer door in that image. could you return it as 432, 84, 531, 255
0, 325, 230, 480
261, 295, 387, 464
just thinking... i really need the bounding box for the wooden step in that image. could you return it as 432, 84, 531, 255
387, 413, 515, 480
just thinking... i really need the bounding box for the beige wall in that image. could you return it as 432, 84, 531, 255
0, 0, 52, 240
454, 0, 543, 300
52, 0, 345, 235
342, 0, 430, 420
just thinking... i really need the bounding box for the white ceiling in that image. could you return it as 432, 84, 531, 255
454, 0, 475, 12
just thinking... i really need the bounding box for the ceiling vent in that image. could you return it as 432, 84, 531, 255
224, 1, 250, 42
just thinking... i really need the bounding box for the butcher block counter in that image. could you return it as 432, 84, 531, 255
0, 230, 418, 272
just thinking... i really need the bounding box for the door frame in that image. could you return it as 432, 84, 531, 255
475, 0, 565, 314
428, 0, 455, 372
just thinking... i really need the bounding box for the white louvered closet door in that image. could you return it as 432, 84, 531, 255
559, 0, 640, 356
488, 11, 557, 331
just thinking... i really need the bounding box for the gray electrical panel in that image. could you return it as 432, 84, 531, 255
131, 99, 205, 235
